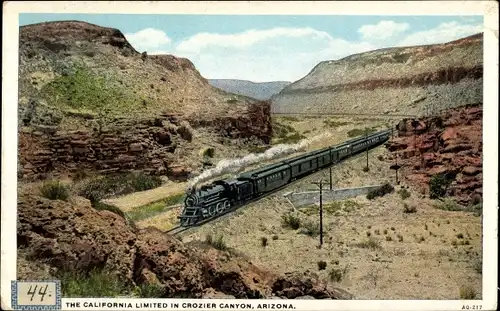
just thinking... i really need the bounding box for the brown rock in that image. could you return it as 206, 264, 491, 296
129, 143, 143, 152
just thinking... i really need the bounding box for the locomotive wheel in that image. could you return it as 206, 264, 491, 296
223, 200, 231, 210
208, 206, 216, 217
216, 202, 224, 214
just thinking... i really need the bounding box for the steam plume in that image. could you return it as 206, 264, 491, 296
187, 132, 332, 192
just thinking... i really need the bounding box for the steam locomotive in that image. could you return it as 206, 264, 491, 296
179, 129, 392, 227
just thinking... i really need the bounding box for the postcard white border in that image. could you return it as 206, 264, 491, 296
2, 1, 498, 310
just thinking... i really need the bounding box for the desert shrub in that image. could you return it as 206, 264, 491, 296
403, 203, 417, 213
374, 229, 380, 235
429, 174, 453, 199
261, 237, 268, 247
456, 233, 464, 239
386, 236, 392, 241
459, 285, 477, 299
40, 180, 70, 201
272, 235, 279, 240
205, 234, 229, 251
201, 147, 215, 158
329, 267, 346, 283
398, 188, 411, 200
138, 284, 165, 298
299, 220, 320, 237
383, 229, 388, 234
317, 261, 327, 270
282, 213, 301, 230
362, 166, 370, 172
58, 268, 129, 297
353, 237, 382, 250
73, 168, 89, 181
397, 234, 404, 242
129, 173, 163, 192
366, 231, 371, 237
366, 183, 394, 200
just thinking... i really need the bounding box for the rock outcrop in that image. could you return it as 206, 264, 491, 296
272, 34, 483, 116
17, 192, 352, 299
18, 102, 273, 181
385, 105, 482, 205
17, 21, 272, 181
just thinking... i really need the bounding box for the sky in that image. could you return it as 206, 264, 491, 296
19, 14, 483, 82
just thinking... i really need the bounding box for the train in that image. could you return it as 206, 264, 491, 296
179, 128, 392, 227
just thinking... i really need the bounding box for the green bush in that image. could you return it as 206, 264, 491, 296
299, 220, 320, 237
317, 261, 327, 270
429, 174, 453, 199
205, 234, 229, 251
403, 203, 417, 213
138, 284, 165, 298
40, 181, 70, 201
58, 268, 130, 298
282, 213, 301, 230
329, 268, 345, 283
398, 188, 411, 200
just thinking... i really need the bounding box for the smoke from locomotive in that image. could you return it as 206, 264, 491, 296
187, 132, 332, 191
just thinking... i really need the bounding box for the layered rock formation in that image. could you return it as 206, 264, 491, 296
272, 34, 483, 115
18, 101, 272, 181
17, 192, 352, 299
385, 105, 482, 204
18, 21, 272, 181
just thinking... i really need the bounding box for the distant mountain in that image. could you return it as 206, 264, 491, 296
209, 79, 291, 100
272, 33, 483, 115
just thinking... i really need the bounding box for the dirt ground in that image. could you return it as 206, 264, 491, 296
122, 115, 483, 299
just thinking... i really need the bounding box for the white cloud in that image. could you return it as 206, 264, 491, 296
358, 21, 410, 41
173, 27, 376, 82
396, 21, 482, 46
176, 27, 332, 53
124, 28, 172, 51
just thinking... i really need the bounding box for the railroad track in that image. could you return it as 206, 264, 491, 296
165, 143, 391, 236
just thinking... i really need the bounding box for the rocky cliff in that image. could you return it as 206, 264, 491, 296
17, 191, 353, 299
385, 105, 482, 205
18, 21, 271, 180
272, 34, 483, 115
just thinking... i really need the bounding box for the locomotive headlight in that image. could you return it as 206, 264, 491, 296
185, 194, 198, 207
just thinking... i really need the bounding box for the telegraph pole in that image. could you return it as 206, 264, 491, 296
395, 153, 399, 184
329, 167, 332, 191
319, 180, 323, 248
365, 128, 369, 170
311, 180, 324, 248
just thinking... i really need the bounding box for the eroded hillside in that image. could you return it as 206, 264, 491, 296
272, 34, 483, 115
18, 21, 272, 180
